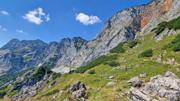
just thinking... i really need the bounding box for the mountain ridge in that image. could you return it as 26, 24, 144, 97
0, 0, 179, 74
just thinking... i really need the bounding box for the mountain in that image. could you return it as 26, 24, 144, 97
1, 15, 179, 101
0, 0, 179, 75
0, 39, 48, 74
0, 0, 179, 100
0, 37, 87, 74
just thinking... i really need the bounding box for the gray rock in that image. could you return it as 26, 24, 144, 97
106, 82, 116, 87
109, 76, 114, 80
128, 77, 143, 88
128, 71, 180, 101
128, 88, 158, 101
139, 73, 147, 78
69, 81, 87, 101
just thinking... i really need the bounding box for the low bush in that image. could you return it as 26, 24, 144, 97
110, 43, 125, 53
165, 34, 180, 52
75, 54, 118, 73
138, 49, 153, 58
128, 40, 138, 48
52, 73, 61, 80
0, 90, 6, 98
104, 61, 120, 67
153, 16, 180, 36
43, 89, 59, 96
88, 69, 96, 74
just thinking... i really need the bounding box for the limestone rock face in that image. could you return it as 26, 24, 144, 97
57, 0, 180, 68
128, 71, 180, 101
0, 37, 87, 74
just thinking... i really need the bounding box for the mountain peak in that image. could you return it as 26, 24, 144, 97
1, 39, 47, 51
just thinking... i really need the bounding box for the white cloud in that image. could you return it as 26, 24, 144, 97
0, 10, 9, 16
46, 14, 50, 22
23, 8, 50, 25
16, 29, 28, 35
16, 29, 24, 33
76, 12, 101, 25
0, 25, 7, 32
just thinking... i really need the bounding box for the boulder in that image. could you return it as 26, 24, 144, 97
128, 71, 180, 101
139, 73, 147, 78
106, 82, 116, 87
69, 81, 87, 101
128, 88, 158, 101
128, 77, 143, 87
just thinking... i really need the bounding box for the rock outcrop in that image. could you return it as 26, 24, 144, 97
68, 81, 87, 101
128, 71, 180, 101
9, 66, 53, 101
128, 77, 143, 88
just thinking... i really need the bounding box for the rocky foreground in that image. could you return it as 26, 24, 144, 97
128, 71, 180, 101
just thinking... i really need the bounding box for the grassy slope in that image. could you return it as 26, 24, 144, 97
22, 32, 180, 101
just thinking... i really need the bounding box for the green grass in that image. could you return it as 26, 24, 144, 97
75, 54, 118, 73
127, 40, 138, 48
110, 43, 125, 53
138, 49, 153, 58
42, 89, 59, 96
165, 34, 180, 52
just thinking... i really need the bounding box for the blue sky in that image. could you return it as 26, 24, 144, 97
0, 0, 150, 47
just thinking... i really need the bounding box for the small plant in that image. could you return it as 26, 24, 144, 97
153, 16, 180, 36
104, 61, 120, 67
110, 43, 125, 53
75, 54, 118, 73
138, 49, 153, 58
43, 89, 59, 96
0, 90, 6, 98
128, 40, 138, 48
88, 69, 96, 74
165, 34, 180, 52
52, 73, 61, 80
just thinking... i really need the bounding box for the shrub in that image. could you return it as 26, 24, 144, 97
110, 43, 125, 53
88, 69, 96, 74
138, 49, 153, 58
7, 90, 18, 97
128, 40, 138, 48
43, 89, 59, 96
0, 90, 6, 98
153, 16, 180, 36
75, 54, 118, 73
154, 21, 168, 36
104, 61, 120, 67
32, 66, 52, 81
52, 73, 61, 80
165, 34, 180, 52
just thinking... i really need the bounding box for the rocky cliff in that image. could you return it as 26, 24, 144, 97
61, 0, 180, 68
